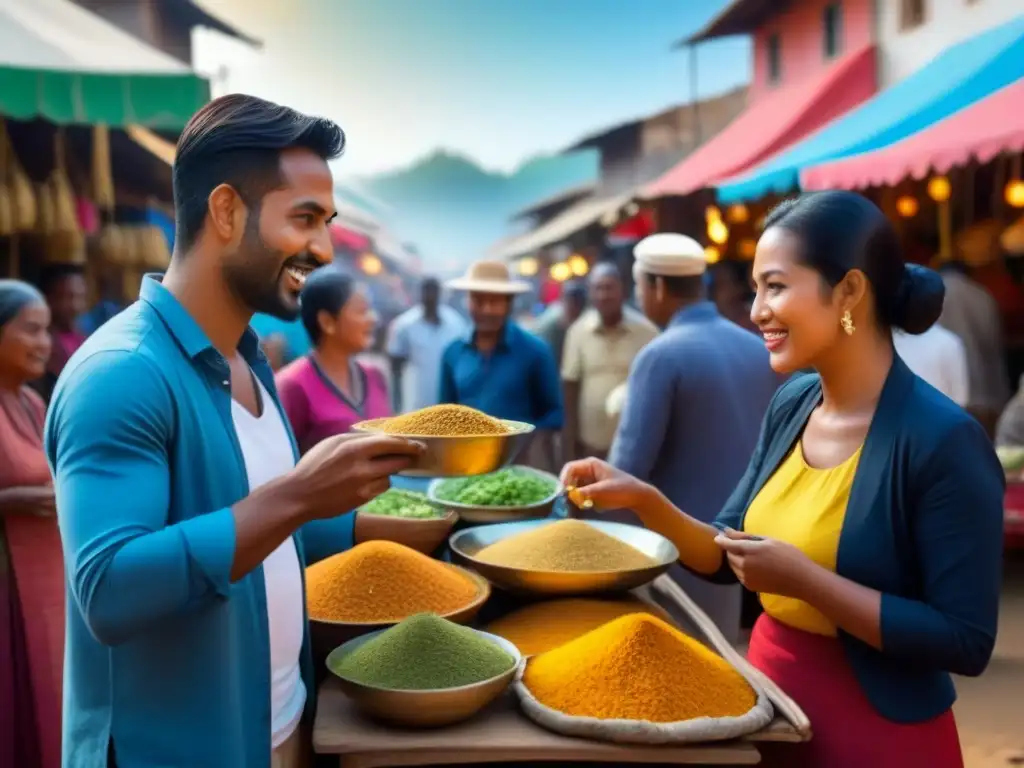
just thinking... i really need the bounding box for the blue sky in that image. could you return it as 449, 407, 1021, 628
194, 0, 750, 176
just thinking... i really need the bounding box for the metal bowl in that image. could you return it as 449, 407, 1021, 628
355, 507, 458, 555
325, 628, 522, 727
308, 566, 490, 673
426, 467, 562, 524
350, 418, 536, 478
448, 519, 678, 597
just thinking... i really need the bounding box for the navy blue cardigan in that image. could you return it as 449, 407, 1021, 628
711, 356, 1004, 724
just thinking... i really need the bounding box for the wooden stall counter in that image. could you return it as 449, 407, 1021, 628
313, 575, 812, 768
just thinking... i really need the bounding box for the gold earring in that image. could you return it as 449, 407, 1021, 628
841, 311, 855, 336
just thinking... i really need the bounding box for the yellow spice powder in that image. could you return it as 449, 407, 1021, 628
475, 519, 655, 572
378, 404, 510, 437
522, 613, 756, 722
486, 597, 673, 656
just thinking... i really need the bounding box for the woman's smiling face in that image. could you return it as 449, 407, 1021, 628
750, 226, 847, 374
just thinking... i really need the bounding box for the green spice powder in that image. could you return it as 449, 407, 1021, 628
331, 613, 515, 690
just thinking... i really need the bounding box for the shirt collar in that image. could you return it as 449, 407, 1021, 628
668, 300, 719, 328
140, 274, 264, 364
461, 321, 515, 350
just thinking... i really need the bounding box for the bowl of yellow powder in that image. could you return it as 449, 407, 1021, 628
305, 541, 491, 670
352, 404, 536, 477
449, 519, 678, 597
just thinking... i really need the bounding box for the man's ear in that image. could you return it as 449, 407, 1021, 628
207, 183, 247, 245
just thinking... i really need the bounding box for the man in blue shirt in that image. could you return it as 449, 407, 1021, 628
45, 95, 422, 768
609, 233, 782, 644
439, 260, 563, 468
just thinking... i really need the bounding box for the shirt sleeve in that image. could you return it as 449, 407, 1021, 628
275, 366, 311, 450
879, 417, 1004, 676
386, 316, 409, 359
46, 351, 237, 647
609, 344, 673, 482
560, 322, 582, 382
438, 342, 458, 404
531, 342, 564, 430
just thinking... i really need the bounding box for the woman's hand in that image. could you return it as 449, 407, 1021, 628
714, 528, 816, 598
559, 458, 657, 513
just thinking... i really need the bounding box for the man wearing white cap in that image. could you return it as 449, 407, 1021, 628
607, 233, 782, 642
440, 261, 563, 447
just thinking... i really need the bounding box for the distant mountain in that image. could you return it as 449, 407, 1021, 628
350, 148, 599, 274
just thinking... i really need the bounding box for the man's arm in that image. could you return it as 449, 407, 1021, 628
531, 342, 564, 431
608, 344, 673, 482
385, 317, 409, 413
560, 323, 583, 461
48, 352, 310, 646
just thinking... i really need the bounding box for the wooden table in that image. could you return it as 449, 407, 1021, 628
312, 575, 812, 767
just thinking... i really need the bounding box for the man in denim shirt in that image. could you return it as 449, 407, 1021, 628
45, 96, 422, 768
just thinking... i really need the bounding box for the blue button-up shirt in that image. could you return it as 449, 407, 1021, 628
45, 277, 354, 768
438, 321, 563, 429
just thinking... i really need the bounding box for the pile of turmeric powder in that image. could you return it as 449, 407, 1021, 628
486, 597, 672, 656
305, 541, 481, 623
377, 404, 510, 437
522, 613, 756, 722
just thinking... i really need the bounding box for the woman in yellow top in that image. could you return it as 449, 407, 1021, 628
563, 191, 1004, 768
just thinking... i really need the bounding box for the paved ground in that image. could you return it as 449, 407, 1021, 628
956, 552, 1024, 767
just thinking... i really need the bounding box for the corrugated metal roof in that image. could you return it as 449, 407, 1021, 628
492, 194, 632, 261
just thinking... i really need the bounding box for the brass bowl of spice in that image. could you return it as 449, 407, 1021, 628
352, 404, 536, 478
449, 519, 678, 597
306, 541, 492, 672
326, 614, 523, 727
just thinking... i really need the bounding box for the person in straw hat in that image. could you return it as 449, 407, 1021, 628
440, 260, 563, 464
605, 232, 782, 642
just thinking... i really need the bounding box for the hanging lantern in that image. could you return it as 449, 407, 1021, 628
549, 262, 571, 282
704, 246, 721, 264
1005, 180, 1024, 209
738, 238, 757, 259
895, 195, 919, 218
726, 204, 749, 224
360, 253, 382, 275
517, 256, 539, 277
705, 205, 721, 222
707, 217, 729, 245
568, 253, 589, 277
927, 176, 951, 203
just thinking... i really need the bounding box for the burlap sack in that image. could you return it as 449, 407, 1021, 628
512, 659, 774, 745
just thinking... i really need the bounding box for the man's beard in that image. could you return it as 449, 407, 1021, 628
221, 219, 307, 321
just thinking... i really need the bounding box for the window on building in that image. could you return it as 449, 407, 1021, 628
823, 3, 842, 58
900, 0, 926, 30
767, 33, 782, 85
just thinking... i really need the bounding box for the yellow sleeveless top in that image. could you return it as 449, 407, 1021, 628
743, 440, 862, 637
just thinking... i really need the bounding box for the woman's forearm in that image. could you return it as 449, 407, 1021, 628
634, 489, 725, 575
0, 486, 53, 517
793, 564, 883, 649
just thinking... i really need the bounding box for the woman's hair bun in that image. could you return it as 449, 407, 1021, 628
893, 263, 945, 335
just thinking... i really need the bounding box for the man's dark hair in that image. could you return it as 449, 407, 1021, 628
172, 94, 347, 253
40, 263, 84, 297
646, 272, 704, 300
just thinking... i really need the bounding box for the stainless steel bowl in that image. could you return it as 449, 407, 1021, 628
325, 629, 523, 727
351, 418, 536, 477
449, 519, 678, 596
426, 466, 562, 524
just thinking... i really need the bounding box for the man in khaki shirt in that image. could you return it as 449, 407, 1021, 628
562, 263, 658, 460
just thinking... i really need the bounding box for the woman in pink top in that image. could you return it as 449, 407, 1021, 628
276, 266, 392, 454
0, 280, 64, 768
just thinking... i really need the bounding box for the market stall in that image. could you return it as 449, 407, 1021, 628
313, 576, 809, 768
310, 406, 810, 768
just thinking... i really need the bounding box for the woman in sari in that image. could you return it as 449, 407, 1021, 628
0, 279, 63, 768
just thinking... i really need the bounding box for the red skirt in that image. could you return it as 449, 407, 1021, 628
747, 613, 963, 768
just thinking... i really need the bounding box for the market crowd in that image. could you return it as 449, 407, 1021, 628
0, 94, 1013, 768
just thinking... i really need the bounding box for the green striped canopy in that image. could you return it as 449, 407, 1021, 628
0, 0, 210, 129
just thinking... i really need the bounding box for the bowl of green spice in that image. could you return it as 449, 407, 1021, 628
326, 613, 522, 727
427, 466, 561, 524
357, 488, 457, 554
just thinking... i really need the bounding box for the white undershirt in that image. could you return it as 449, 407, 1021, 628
230, 375, 306, 749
